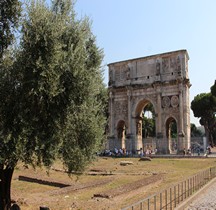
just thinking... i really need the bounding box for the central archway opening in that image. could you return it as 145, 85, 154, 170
142, 104, 156, 154
135, 99, 156, 154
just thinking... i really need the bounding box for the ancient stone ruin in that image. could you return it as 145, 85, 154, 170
107, 50, 191, 154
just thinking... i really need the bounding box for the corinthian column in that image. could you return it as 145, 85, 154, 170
157, 91, 162, 134
109, 91, 114, 136
178, 85, 186, 152
127, 89, 132, 134
179, 88, 184, 135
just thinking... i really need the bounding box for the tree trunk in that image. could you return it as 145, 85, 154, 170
203, 124, 210, 145
0, 166, 14, 210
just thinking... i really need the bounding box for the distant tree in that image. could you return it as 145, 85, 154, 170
142, 116, 155, 138
190, 123, 203, 137
170, 121, 177, 138
142, 103, 156, 138
0, 0, 106, 209
210, 80, 216, 145
191, 92, 216, 146
211, 80, 216, 97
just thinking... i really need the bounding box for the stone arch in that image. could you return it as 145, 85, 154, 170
133, 98, 157, 118
107, 50, 191, 154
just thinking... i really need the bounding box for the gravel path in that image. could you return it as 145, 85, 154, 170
185, 179, 216, 210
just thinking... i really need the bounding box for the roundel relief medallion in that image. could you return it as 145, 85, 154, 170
162, 96, 170, 108
171, 95, 179, 107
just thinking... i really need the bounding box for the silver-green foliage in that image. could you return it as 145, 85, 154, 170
0, 0, 106, 172
0, 0, 21, 58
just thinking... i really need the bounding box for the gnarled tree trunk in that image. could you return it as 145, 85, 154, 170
0, 166, 14, 210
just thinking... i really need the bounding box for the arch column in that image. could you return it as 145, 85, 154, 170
126, 89, 134, 152
127, 89, 132, 134
117, 122, 126, 149
136, 117, 143, 151
108, 91, 116, 150
156, 90, 162, 136
155, 89, 165, 153
178, 87, 185, 152
109, 91, 114, 136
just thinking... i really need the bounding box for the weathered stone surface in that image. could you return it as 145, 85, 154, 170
107, 50, 191, 155
120, 161, 133, 166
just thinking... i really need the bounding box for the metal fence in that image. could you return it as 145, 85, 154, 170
122, 166, 216, 210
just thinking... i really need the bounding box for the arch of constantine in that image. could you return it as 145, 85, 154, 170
107, 50, 191, 154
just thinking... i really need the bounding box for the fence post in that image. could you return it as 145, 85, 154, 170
170, 188, 172, 210
174, 186, 176, 207
178, 184, 180, 204
187, 179, 189, 197
165, 190, 167, 210
160, 192, 162, 210
210, 167, 212, 179
140, 201, 142, 210
154, 195, 157, 210
181, 182, 183, 201
195, 175, 197, 191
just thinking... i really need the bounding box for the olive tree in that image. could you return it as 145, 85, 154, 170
0, 0, 21, 58
0, 0, 106, 209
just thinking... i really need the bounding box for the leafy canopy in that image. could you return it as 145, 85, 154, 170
191, 81, 216, 145
0, 0, 21, 58
0, 0, 106, 172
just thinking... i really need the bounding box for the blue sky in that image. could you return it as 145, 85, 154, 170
74, 0, 216, 126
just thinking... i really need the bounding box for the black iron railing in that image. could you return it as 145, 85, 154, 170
122, 166, 216, 210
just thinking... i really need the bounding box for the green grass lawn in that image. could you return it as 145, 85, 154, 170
11, 157, 216, 210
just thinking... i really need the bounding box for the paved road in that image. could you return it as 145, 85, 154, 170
185, 178, 216, 210
183, 147, 216, 210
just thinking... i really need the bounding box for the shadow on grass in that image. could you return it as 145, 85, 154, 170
18, 176, 70, 188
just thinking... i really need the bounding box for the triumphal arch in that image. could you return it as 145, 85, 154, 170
107, 50, 191, 154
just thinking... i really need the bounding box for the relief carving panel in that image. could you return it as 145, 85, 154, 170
162, 95, 179, 108
171, 95, 179, 107
114, 100, 128, 117
114, 65, 130, 82
162, 56, 181, 73
162, 57, 169, 72
162, 96, 171, 108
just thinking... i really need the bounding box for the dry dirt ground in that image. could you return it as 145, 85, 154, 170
11, 156, 216, 210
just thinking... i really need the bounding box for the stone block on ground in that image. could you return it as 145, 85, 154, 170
139, 157, 152, 161
120, 161, 133, 166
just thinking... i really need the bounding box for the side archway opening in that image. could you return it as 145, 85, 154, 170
166, 117, 178, 154
116, 120, 126, 149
